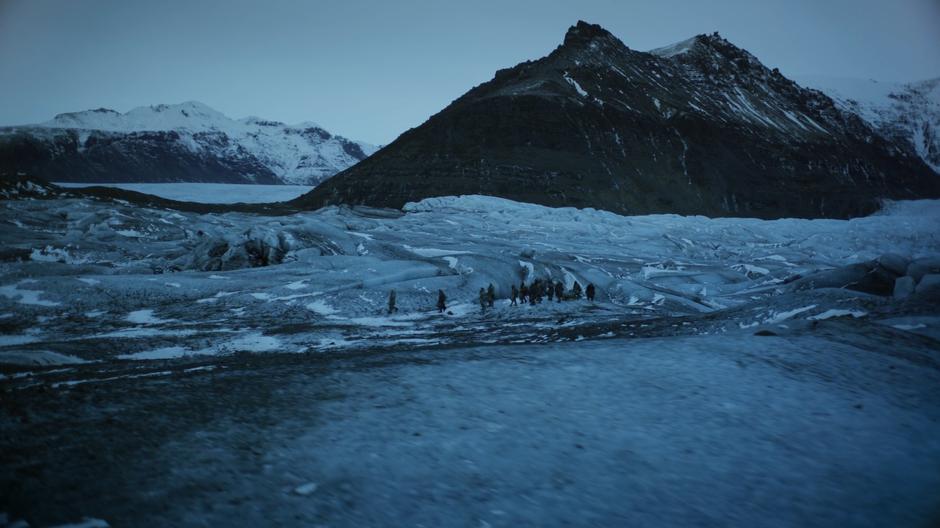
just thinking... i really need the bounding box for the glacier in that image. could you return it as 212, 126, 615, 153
1, 190, 939, 526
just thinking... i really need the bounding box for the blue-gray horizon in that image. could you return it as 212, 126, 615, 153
1, 0, 938, 145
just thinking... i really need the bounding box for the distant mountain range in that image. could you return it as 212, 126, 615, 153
297, 21, 939, 219
0, 101, 377, 185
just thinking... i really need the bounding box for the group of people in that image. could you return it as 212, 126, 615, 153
478, 283, 497, 312
507, 279, 596, 308
478, 279, 596, 313
389, 280, 597, 315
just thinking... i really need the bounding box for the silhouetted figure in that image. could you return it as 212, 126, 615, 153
510, 284, 518, 306
532, 279, 542, 304
479, 288, 488, 313
586, 283, 596, 302
572, 281, 583, 300
555, 281, 564, 302
520, 283, 529, 304
487, 283, 496, 307
437, 289, 447, 313
387, 289, 397, 315
547, 283, 554, 301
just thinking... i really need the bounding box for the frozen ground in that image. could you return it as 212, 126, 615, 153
54, 182, 313, 204
1, 190, 939, 526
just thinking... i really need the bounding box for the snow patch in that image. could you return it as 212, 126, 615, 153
117, 346, 213, 361
563, 72, 589, 97
808, 309, 867, 321
222, 333, 282, 353
765, 305, 817, 324
0, 283, 61, 307
306, 299, 339, 316
125, 309, 170, 325
0, 350, 88, 366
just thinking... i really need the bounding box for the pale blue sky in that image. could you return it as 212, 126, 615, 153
1, 0, 938, 144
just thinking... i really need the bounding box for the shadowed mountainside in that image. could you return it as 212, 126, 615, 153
296, 21, 939, 219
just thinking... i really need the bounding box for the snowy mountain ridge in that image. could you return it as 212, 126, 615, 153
0, 102, 378, 186
43, 101, 325, 135
795, 76, 940, 173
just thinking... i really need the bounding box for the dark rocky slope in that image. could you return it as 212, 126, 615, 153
297, 21, 939, 219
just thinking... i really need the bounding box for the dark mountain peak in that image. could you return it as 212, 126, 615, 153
696, 32, 756, 60
694, 31, 725, 45
564, 21, 610, 43
561, 20, 627, 52
53, 107, 120, 120
297, 22, 940, 219
651, 31, 751, 62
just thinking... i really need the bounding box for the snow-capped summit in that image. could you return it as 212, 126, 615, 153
649, 32, 767, 74
648, 36, 699, 58
46, 101, 232, 133
1, 102, 377, 186
796, 76, 940, 173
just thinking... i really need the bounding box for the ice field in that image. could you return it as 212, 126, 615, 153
1, 187, 939, 526
54, 182, 314, 204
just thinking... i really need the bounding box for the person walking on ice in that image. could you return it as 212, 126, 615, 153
487, 283, 496, 307
437, 289, 447, 313
479, 288, 488, 314
387, 289, 398, 315
510, 284, 518, 306
586, 283, 596, 302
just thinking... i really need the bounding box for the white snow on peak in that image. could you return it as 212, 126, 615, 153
42, 101, 336, 136
30, 102, 377, 185
648, 36, 698, 58
794, 77, 900, 124
798, 75, 940, 173
45, 101, 232, 133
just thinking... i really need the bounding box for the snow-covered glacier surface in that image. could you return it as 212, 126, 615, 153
1, 192, 939, 527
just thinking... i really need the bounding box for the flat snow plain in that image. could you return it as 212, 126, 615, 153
1, 188, 939, 527
55, 182, 313, 203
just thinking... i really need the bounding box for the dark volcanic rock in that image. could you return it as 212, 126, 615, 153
296, 21, 940, 218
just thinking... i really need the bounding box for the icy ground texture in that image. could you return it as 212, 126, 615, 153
0, 194, 939, 365
1, 194, 940, 526
3, 336, 940, 526
55, 182, 313, 204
